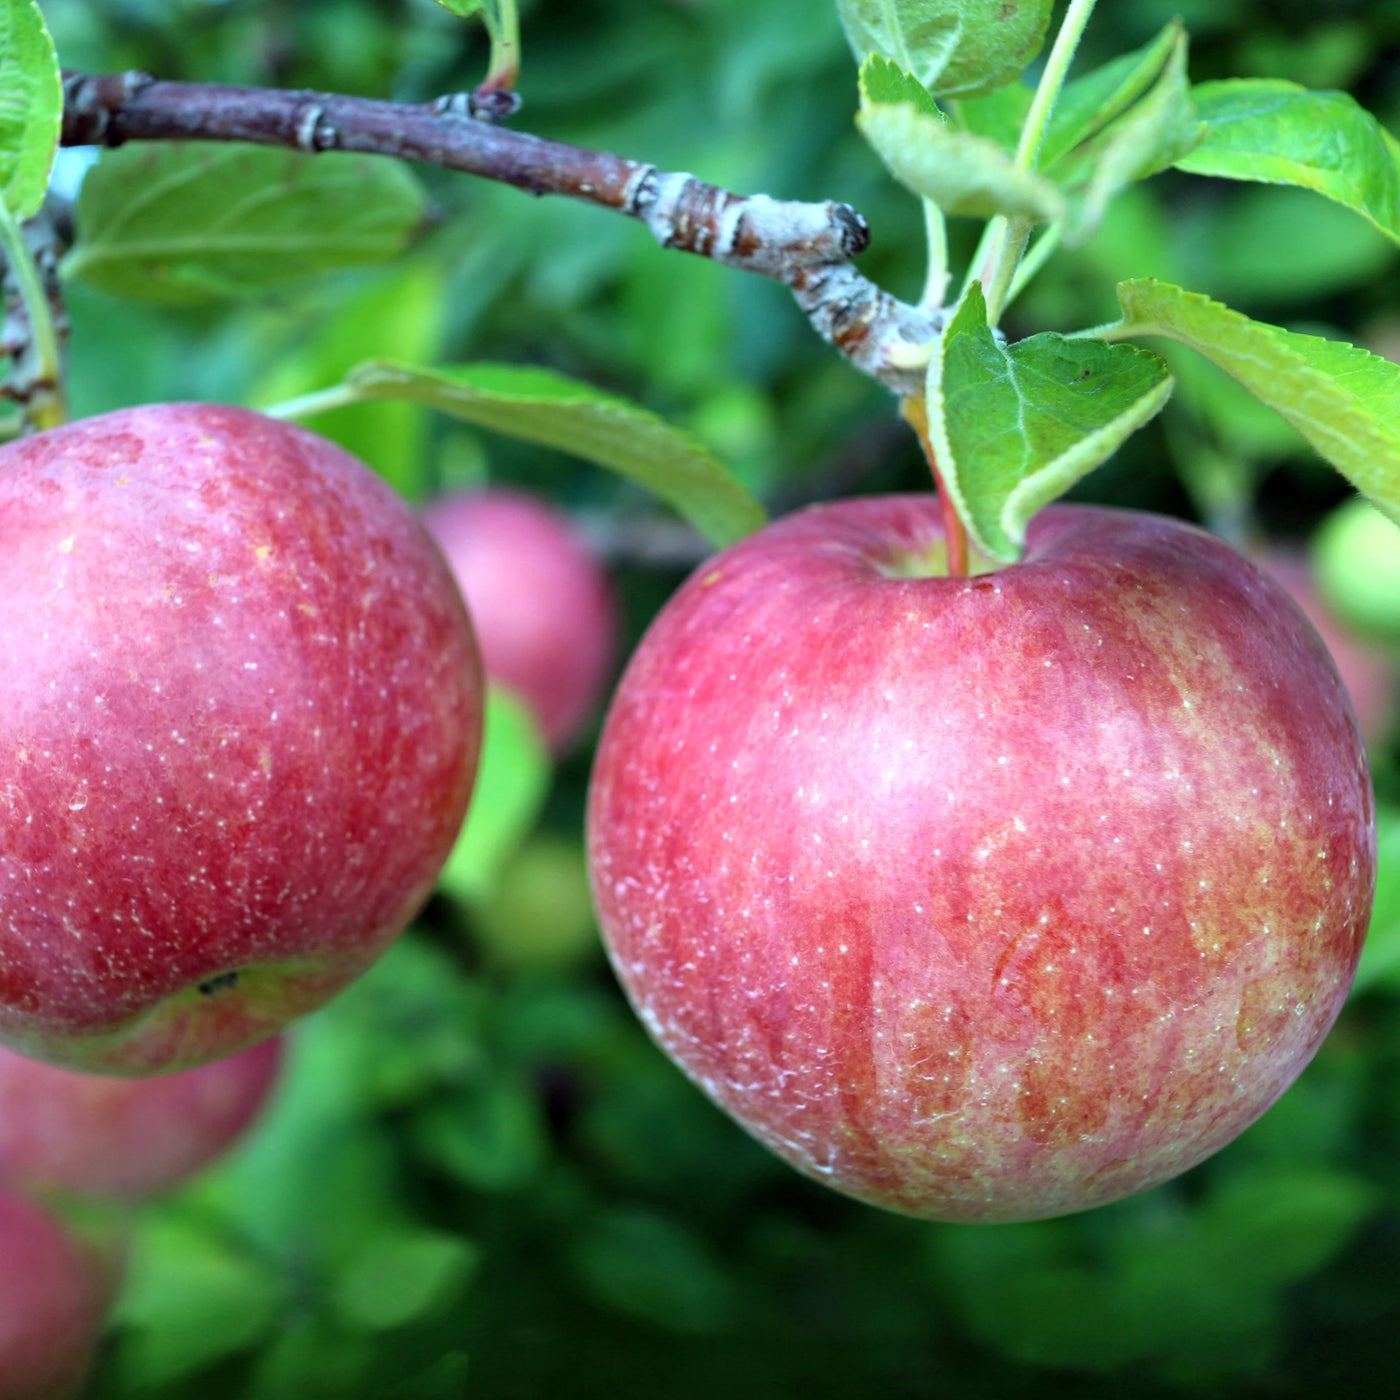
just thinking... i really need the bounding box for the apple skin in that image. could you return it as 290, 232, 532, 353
0, 1037, 281, 1201
0, 1183, 108, 1400
422, 488, 617, 752
0, 404, 483, 1074
588, 498, 1376, 1223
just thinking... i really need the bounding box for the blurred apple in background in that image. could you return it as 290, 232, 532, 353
1254, 549, 1396, 747
0, 1039, 283, 1203
0, 404, 483, 1076
1313, 496, 1400, 640
0, 1184, 109, 1400
422, 488, 618, 753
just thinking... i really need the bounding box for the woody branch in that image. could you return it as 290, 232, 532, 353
60, 71, 942, 396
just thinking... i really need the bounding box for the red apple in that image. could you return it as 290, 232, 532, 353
0, 1183, 107, 1400
422, 488, 617, 752
0, 404, 483, 1075
0, 1038, 281, 1201
1254, 549, 1395, 747
588, 498, 1376, 1223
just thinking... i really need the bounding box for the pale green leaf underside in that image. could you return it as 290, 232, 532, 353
1114, 279, 1400, 526
344, 360, 767, 548
839, 0, 1052, 100
930, 282, 1173, 561
858, 102, 1063, 219
1175, 80, 1400, 246
0, 0, 62, 219
64, 143, 427, 304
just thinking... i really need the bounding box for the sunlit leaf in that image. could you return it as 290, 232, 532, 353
1114, 279, 1400, 525
341, 360, 767, 548
1175, 80, 1400, 246
0, 0, 60, 220
928, 281, 1172, 560
839, 0, 1053, 100
858, 53, 940, 117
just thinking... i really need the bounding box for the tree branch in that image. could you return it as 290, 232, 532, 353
60, 71, 941, 396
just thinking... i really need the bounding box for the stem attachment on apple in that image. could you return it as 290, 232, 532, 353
901, 396, 968, 578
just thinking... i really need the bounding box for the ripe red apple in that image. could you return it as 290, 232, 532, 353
0, 404, 483, 1075
588, 498, 1376, 1223
0, 1183, 108, 1400
1255, 549, 1395, 747
422, 488, 617, 752
0, 1038, 281, 1201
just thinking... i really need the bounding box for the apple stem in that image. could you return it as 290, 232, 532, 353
0, 195, 67, 432
901, 396, 969, 577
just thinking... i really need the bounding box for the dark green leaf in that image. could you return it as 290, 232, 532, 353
929, 281, 1173, 560
1114, 279, 1400, 525
331, 1225, 479, 1331
839, 0, 1053, 100
0, 0, 61, 220
342, 360, 767, 548
1175, 80, 1400, 246
64, 143, 428, 304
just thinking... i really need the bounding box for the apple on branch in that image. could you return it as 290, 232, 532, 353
422, 488, 618, 754
588, 497, 1376, 1223
0, 1038, 282, 1201
0, 404, 483, 1075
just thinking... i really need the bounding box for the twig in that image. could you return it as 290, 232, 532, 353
60, 70, 942, 396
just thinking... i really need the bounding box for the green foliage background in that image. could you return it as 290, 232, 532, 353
27, 0, 1400, 1395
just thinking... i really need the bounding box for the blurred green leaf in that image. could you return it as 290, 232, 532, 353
430, 0, 483, 15
413, 1079, 548, 1191
1115, 279, 1400, 525
1176, 81, 1400, 246
858, 102, 1063, 219
839, 0, 1052, 100
253, 260, 448, 499
572, 1208, 736, 1334
438, 685, 552, 906
341, 359, 767, 547
857, 54, 941, 117
331, 1225, 479, 1331
930, 280, 1173, 560
1313, 496, 1400, 638
113, 1214, 283, 1387
476, 834, 599, 972
65, 144, 428, 304
0, 0, 61, 220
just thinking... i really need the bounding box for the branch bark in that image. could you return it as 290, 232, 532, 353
60, 71, 941, 396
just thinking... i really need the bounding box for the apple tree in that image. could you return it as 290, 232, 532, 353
0, 0, 1399, 1395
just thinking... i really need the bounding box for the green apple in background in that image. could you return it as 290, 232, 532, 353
1313, 497, 1400, 638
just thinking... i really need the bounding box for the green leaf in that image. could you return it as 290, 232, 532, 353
0, 0, 60, 220
1113, 279, 1400, 526
430, 0, 483, 14
113, 1214, 283, 1387
1040, 21, 1187, 171
928, 281, 1173, 560
950, 81, 1030, 150
437, 686, 551, 906
342, 360, 767, 548
331, 1224, 479, 1331
839, 0, 1053, 100
413, 1080, 548, 1191
253, 260, 448, 500
64, 143, 428, 305
857, 102, 1064, 219
1056, 28, 1201, 241
1175, 80, 1400, 246
858, 53, 940, 117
